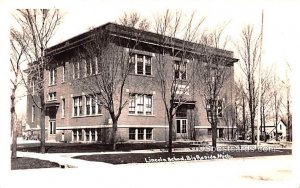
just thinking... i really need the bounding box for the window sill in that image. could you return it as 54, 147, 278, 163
72, 114, 103, 118
47, 99, 58, 102
128, 139, 154, 142
129, 73, 154, 78
128, 114, 155, 117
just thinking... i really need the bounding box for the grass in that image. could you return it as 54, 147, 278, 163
73, 149, 292, 164
11, 157, 60, 170
17, 142, 191, 153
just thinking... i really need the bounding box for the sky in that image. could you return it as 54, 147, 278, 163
4, 0, 299, 117
1, 0, 299, 117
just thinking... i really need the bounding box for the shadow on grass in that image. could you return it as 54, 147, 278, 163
73, 149, 292, 165
11, 157, 60, 170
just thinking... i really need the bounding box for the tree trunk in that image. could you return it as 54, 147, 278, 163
242, 96, 246, 140
111, 120, 118, 151
250, 116, 255, 144
211, 104, 217, 151
11, 89, 17, 159
40, 95, 46, 154
212, 122, 217, 150
168, 111, 174, 153
287, 95, 291, 141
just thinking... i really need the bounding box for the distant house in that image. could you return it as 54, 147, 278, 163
264, 119, 287, 140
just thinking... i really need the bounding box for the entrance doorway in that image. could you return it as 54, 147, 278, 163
49, 120, 56, 135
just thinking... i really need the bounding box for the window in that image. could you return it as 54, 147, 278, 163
145, 95, 152, 115
217, 100, 223, 118
73, 130, 78, 141
174, 60, 187, 80
129, 53, 152, 76
73, 62, 80, 79
176, 107, 187, 118
49, 68, 57, 85
78, 129, 83, 141
129, 128, 153, 140
138, 128, 144, 140
208, 128, 212, 135
85, 94, 102, 115
49, 120, 56, 134
129, 54, 135, 74
61, 98, 65, 117
86, 96, 91, 115
62, 63, 65, 82
30, 79, 35, 95
175, 84, 189, 95
129, 128, 135, 140
85, 129, 90, 141
31, 105, 35, 122
91, 129, 96, 141
206, 99, 223, 119
128, 94, 136, 114
206, 99, 213, 120
48, 92, 57, 101
146, 128, 152, 139
73, 96, 83, 116
136, 94, 144, 114
86, 60, 91, 76
85, 59, 96, 76
176, 119, 187, 134
129, 93, 153, 115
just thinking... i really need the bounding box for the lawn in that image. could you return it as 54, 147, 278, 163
17, 142, 191, 153
11, 157, 60, 170
73, 149, 292, 164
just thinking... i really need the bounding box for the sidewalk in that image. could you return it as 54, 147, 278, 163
17, 151, 113, 168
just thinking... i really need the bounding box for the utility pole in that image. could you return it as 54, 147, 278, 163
257, 10, 264, 147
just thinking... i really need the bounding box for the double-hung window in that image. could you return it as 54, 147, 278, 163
49, 120, 56, 134
73, 96, 83, 117
136, 94, 144, 114
129, 94, 153, 115
85, 58, 97, 76
206, 99, 223, 119
174, 60, 187, 80
61, 98, 65, 117
85, 94, 102, 115
217, 100, 223, 118
62, 63, 65, 82
73, 62, 80, 79
129, 53, 152, 76
49, 67, 57, 85
31, 105, 35, 122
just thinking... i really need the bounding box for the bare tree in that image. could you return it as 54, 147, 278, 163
196, 24, 235, 150
70, 13, 150, 150
118, 11, 151, 31
280, 62, 292, 141
271, 74, 283, 141
13, 9, 62, 153
235, 79, 249, 140
237, 25, 261, 144
153, 10, 204, 152
259, 67, 272, 141
10, 28, 27, 159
